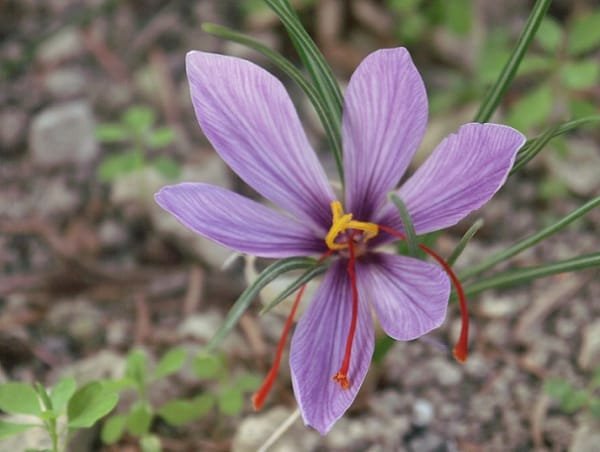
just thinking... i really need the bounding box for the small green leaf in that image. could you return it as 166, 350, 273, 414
154, 347, 187, 380
50, 377, 76, 413
507, 84, 553, 131
569, 99, 599, 119
544, 378, 572, 399
67, 382, 119, 428
140, 434, 162, 452
568, 11, 600, 56
123, 106, 155, 133
157, 395, 214, 426
217, 388, 244, 416
560, 60, 600, 89
193, 353, 223, 380
96, 123, 129, 143
590, 398, 600, 418
0, 382, 41, 416
235, 374, 262, 393
152, 156, 180, 180
125, 349, 148, 389
536, 17, 563, 53
0, 420, 36, 439
101, 414, 127, 445
442, 0, 471, 36
147, 127, 175, 149
561, 389, 589, 413
127, 403, 153, 436
97, 151, 143, 182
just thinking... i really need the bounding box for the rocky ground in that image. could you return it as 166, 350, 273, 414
1, 1, 599, 451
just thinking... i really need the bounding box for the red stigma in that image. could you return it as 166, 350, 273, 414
332, 233, 359, 389
378, 225, 470, 363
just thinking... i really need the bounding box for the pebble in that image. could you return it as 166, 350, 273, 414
479, 292, 528, 319
0, 108, 27, 152
98, 219, 129, 250
29, 101, 98, 167
569, 419, 600, 452
37, 27, 84, 65
430, 357, 463, 387
47, 299, 105, 346
34, 177, 80, 217
44, 67, 87, 99
412, 398, 434, 427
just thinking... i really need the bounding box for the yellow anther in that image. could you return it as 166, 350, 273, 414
325, 201, 379, 250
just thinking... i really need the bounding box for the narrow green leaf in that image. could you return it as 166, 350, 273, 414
389, 194, 418, 257
50, 377, 77, 413
463, 252, 600, 297
153, 347, 187, 380
96, 123, 129, 143
157, 395, 214, 426
265, 0, 345, 183
207, 257, 317, 351
474, 0, 552, 122
0, 420, 36, 439
461, 196, 600, 279
127, 403, 153, 436
201, 23, 344, 182
0, 382, 41, 416
447, 218, 484, 266
217, 387, 243, 416
101, 414, 127, 445
67, 382, 119, 428
259, 263, 327, 315
544, 378, 573, 400
511, 123, 558, 175
567, 11, 600, 56
561, 389, 589, 413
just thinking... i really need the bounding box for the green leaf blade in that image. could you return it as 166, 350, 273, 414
67, 382, 119, 429
0, 382, 41, 416
154, 347, 187, 380
50, 377, 77, 414
0, 420, 36, 439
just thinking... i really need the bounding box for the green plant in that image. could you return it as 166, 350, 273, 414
96, 105, 180, 183
0, 378, 118, 452
100, 348, 261, 449
544, 365, 600, 418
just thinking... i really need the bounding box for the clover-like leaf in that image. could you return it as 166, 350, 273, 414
101, 414, 127, 445
50, 377, 76, 413
67, 382, 118, 428
154, 347, 187, 380
0, 382, 41, 416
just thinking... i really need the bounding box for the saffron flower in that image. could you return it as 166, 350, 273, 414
155, 47, 525, 434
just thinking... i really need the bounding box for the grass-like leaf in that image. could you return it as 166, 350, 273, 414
207, 257, 317, 351
447, 218, 484, 266
389, 194, 418, 257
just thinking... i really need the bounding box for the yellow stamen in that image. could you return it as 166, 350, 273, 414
325, 201, 379, 250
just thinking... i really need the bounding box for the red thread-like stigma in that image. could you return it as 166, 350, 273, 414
333, 234, 359, 389
378, 225, 470, 363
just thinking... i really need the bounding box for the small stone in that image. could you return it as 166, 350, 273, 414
37, 27, 83, 65
98, 219, 129, 250
34, 177, 80, 217
430, 357, 463, 386
479, 292, 528, 319
44, 67, 87, 99
547, 139, 600, 196
232, 407, 318, 452
29, 101, 98, 167
578, 319, 600, 371
47, 299, 104, 346
569, 419, 600, 452
412, 398, 434, 427
59, 350, 125, 382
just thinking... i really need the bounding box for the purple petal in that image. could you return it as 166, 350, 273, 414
343, 48, 428, 220
186, 51, 335, 231
155, 183, 325, 258
376, 123, 526, 235
290, 260, 374, 435
357, 253, 450, 340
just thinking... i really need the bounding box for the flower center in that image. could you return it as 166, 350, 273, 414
325, 201, 379, 251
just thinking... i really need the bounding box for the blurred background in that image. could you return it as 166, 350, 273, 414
1, 0, 599, 450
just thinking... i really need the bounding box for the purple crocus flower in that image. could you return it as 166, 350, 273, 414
155, 47, 525, 434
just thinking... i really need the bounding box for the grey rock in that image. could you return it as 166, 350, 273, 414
37, 27, 84, 65
547, 139, 600, 196
430, 357, 463, 387
412, 398, 434, 427
232, 407, 318, 452
479, 292, 528, 319
44, 67, 87, 99
47, 299, 104, 345
59, 350, 125, 382
34, 177, 80, 216
98, 219, 129, 250
29, 101, 98, 167
569, 419, 600, 452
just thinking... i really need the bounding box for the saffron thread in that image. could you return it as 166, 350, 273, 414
333, 233, 359, 389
